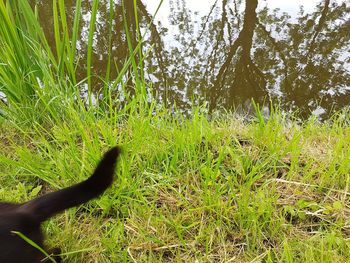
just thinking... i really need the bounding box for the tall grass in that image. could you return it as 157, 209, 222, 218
0, 0, 67, 125
0, 1, 349, 262
0, 0, 147, 125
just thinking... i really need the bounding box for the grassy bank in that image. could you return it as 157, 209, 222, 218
1, 106, 350, 262
1, 1, 350, 262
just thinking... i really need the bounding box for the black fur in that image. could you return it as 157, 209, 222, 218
0, 147, 121, 263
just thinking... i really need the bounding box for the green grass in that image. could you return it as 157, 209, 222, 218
1, 106, 350, 262
0, 1, 350, 262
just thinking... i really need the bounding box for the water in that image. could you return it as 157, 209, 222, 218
30, 0, 350, 119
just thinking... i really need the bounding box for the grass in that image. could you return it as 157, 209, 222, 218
1, 1, 350, 262
1, 105, 349, 262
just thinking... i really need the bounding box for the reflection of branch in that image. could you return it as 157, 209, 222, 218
295, 0, 330, 79
307, 0, 330, 58
212, 38, 241, 94
205, 0, 229, 82
137, 0, 168, 88
219, 0, 229, 43
195, 0, 218, 42
212, 0, 259, 100
258, 22, 287, 67
233, 0, 241, 29
257, 21, 290, 88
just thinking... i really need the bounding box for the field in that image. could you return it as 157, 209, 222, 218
1, 1, 350, 262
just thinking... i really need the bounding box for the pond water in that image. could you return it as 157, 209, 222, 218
30, 0, 350, 118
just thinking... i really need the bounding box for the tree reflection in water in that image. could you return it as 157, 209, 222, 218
30, 0, 350, 119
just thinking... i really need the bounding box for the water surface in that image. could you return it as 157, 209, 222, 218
31, 0, 350, 118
